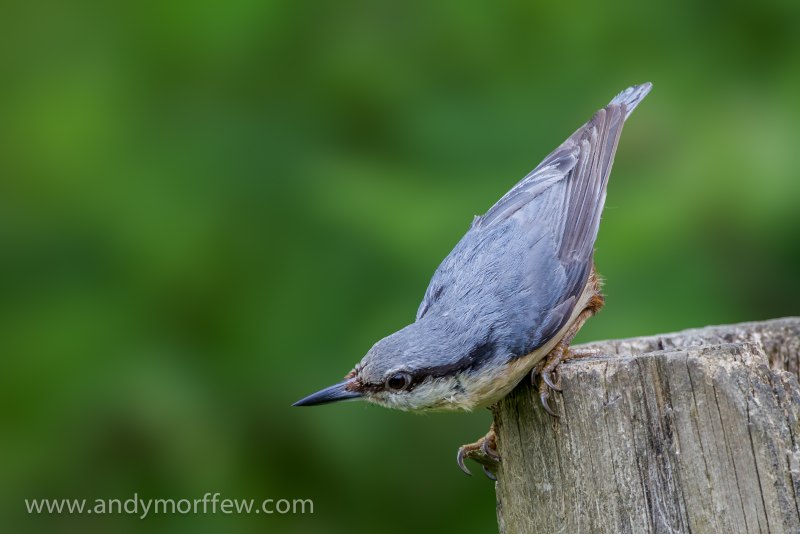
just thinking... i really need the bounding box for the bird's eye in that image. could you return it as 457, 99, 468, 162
385, 372, 412, 392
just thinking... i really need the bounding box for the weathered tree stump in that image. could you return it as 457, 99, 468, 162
492, 318, 800, 534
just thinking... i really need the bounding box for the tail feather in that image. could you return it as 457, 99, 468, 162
609, 82, 653, 120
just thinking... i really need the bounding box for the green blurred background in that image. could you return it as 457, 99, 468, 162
2, 0, 800, 532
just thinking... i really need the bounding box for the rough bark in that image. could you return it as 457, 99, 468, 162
491, 318, 800, 534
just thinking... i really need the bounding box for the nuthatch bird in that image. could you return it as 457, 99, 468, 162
294, 83, 652, 477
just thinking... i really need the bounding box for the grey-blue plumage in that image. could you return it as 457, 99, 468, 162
294, 83, 652, 412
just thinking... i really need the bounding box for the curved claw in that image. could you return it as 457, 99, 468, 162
456, 447, 473, 476
541, 370, 562, 392
481, 437, 500, 462
482, 465, 497, 481
540, 389, 560, 418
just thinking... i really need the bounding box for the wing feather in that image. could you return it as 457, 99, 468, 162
416, 84, 652, 352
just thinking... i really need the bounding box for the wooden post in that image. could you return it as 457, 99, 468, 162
486, 318, 800, 533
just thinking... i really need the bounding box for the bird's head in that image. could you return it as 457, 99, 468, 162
293, 319, 502, 412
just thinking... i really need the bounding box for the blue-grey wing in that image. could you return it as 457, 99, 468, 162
416, 83, 651, 353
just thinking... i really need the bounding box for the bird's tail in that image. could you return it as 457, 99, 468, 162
609, 82, 653, 120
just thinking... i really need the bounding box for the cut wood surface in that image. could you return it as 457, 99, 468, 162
492, 318, 800, 534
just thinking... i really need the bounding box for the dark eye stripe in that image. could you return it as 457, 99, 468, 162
405, 340, 498, 387
372, 339, 498, 394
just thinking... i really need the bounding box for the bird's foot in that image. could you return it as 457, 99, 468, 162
457, 425, 500, 480
532, 343, 565, 417
532, 343, 600, 417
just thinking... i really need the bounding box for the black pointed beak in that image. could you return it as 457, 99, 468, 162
292, 380, 362, 407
